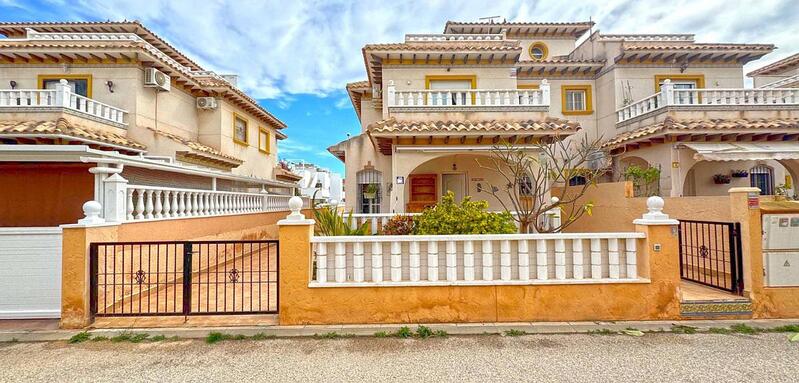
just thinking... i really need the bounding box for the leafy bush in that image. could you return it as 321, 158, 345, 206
381, 214, 415, 235
311, 192, 369, 236
623, 165, 661, 197
68, 331, 91, 344
414, 192, 517, 235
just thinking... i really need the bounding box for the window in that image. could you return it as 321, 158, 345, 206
357, 169, 383, 213
233, 113, 248, 145
528, 42, 548, 61
518, 175, 533, 196
425, 75, 476, 106
750, 165, 774, 195
38, 74, 92, 97
561, 85, 593, 115
258, 127, 270, 154
654, 74, 705, 92
569, 175, 588, 186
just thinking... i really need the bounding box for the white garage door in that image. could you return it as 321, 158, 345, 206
0, 227, 62, 319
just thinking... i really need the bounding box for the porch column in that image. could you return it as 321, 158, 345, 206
277, 197, 315, 325
88, 163, 123, 218
60, 201, 120, 329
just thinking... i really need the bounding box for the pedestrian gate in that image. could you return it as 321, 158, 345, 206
90, 240, 278, 317
678, 220, 744, 295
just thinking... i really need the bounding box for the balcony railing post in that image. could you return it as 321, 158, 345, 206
102, 173, 128, 223
54, 79, 72, 108
540, 79, 550, 106
661, 79, 674, 106
386, 80, 396, 107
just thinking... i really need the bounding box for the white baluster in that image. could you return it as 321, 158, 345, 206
143, 190, 154, 219
390, 241, 402, 282
555, 239, 566, 280
536, 240, 548, 280
427, 241, 439, 282
153, 190, 163, 219
171, 191, 180, 217
334, 242, 346, 283
608, 238, 620, 279
197, 193, 205, 215
126, 188, 134, 221
371, 242, 383, 282
208, 193, 215, 215
446, 240, 457, 281
316, 243, 327, 284
463, 240, 474, 281
161, 191, 171, 218
482, 240, 493, 281
134, 189, 145, 220
590, 238, 602, 279
370, 217, 378, 235
625, 238, 638, 279
475, 90, 482, 105
518, 239, 529, 281
353, 242, 365, 282
573, 239, 584, 280
409, 241, 420, 282
500, 240, 511, 281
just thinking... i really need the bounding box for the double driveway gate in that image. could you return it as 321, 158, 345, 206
90, 240, 278, 317
678, 220, 744, 295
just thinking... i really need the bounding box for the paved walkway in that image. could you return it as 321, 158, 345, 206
0, 332, 796, 382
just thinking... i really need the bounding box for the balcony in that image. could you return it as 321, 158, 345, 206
616, 80, 799, 126
0, 80, 127, 126
387, 80, 550, 114
404, 33, 506, 42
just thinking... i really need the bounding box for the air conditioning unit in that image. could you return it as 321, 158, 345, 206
144, 68, 171, 92
196, 97, 218, 110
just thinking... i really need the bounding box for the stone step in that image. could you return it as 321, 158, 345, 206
680, 299, 753, 319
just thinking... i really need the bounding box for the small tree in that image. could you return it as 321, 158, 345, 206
476, 135, 608, 233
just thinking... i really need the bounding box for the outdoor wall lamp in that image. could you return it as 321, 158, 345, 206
9, 80, 16, 89
106, 80, 115, 93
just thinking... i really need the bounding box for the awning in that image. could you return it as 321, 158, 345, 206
680, 142, 799, 161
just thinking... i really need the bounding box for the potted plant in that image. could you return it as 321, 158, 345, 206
363, 184, 378, 200
713, 174, 731, 184
775, 184, 789, 201
731, 169, 749, 178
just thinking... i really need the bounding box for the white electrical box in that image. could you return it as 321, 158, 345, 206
764, 251, 799, 287
763, 214, 799, 287
763, 214, 799, 250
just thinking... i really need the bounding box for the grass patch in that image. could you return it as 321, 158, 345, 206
149, 335, 167, 342
68, 331, 91, 344
730, 324, 759, 335
374, 331, 389, 338
671, 325, 698, 334
395, 326, 413, 339
250, 333, 276, 341
587, 329, 616, 336
315, 332, 342, 339
433, 330, 449, 338
707, 327, 732, 334
769, 324, 799, 333
110, 332, 149, 343
90, 336, 109, 342
415, 326, 434, 339
504, 329, 526, 337
205, 332, 226, 344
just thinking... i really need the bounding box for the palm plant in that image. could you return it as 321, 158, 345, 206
311, 191, 369, 236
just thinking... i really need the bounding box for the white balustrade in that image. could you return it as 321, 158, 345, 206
0, 86, 127, 125
310, 233, 645, 287
405, 33, 505, 42
388, 88, 549, 108
124, 185, 294, 221
616, 79, 799, 123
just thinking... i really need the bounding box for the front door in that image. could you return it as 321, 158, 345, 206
442, 173, 466, 202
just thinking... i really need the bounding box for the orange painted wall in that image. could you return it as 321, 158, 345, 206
278, 224, 682, 325
0, 163, 94, 227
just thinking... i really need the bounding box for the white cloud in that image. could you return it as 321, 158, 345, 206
334, 96, 351, 109
277, 138, 314, 155
60, 0, 799, 98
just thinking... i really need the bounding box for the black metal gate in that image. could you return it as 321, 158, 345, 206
90, 240, 278, 317
678, 220, 743, 294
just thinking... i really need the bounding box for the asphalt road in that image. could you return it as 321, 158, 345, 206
0, 333, 796, 382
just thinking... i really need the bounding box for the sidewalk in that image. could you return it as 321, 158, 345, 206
1, 318, 797, 342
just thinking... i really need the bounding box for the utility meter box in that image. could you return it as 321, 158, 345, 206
762, 214, 799, 287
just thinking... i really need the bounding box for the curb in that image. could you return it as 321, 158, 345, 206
1, 319, 797, 343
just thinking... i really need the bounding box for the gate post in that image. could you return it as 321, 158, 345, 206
60, 201, 119, 329
633, 196, 681, 319
277, 197, 315, 325
728, 187, 762, 299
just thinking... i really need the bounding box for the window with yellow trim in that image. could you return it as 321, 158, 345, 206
561, 85, 593, 115
233, 114, 249, 145
528, 42, 548, 61
258, 127, 270, 154
38, 74, 93, 97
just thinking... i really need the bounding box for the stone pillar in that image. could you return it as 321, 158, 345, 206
661, 79, 674, 105
277, 196, 315, 325
728, 187, 763, 298
60, 201, 119, 329
102, 173, 128, 223
540, 79, 550, 105
633, 196, 681, 318
53, 79, 71, 108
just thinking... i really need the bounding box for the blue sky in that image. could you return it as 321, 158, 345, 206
2, 0, 798, 175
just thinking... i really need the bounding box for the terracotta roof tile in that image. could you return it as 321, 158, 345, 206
364, 40, 521, 52
604, 117, 799, 148
748, 53, 799, 76
146, 127, 242, 164
517, 58, 605, 65
346, 80, 370, 91
623, 43, 774, 51
368, 118, 580, 135
0, 118, 145, 151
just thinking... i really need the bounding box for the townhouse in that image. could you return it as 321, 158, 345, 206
330, 20, 799, 214
0, 22, 296, 226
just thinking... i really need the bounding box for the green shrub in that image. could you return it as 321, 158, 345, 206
374, 331, 389, 338
312, 203, 369, 236
68, 331, 91, 344
415, 325, 433, 338
730, 324, 759, 335
381, 214, 415, 235
395, 326, 413, 338
504, 329, 526, 337
671, 325, 697, 334
414, 192, 517, 235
